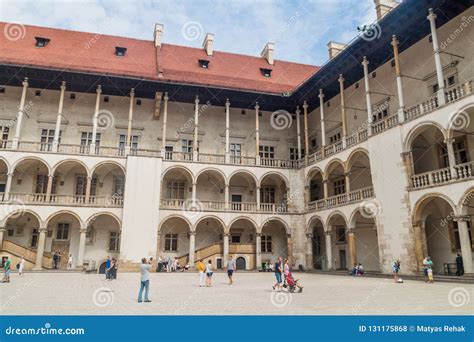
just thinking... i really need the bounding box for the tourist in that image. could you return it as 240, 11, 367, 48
226, 255, 236, 285
3, 257, 11, 283
357, 263, 364, 276
422, 256, 433, 283
349, 263, 357, 276
197, 259, 206, 287
105, 256, 111, 280
173, 257, 178, 272
455, 254, 464, 276
18, 257, 25, 276
273, 256, 283, 291
392, 259, 401, 283
110, 258, 118, 280
167, 257, 172, 272
205, 260, 213, 287
67, 253, 74, 269
53, 252, 58, 269
138, 257, 152, 303
58, 252, 62, 268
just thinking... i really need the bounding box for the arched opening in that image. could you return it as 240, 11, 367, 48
307, 168, 324, 203
448, 105, 474, 179
11, 158, 49, 202
410, 125, 446, 175
347, 150, 373, 192
52, 160, 89, 203
325, 161, 346, 198
228, 172, 257, 211
310, 218, 326, 270
4, 211, 41, 252
158, 216, 192, 261
459, 189, 474, 274
0, 159, 8, 198
195, 169, 226, 206
259, 173, 288, 212
261, 219, 288, 267
414, 196, 459, 274
161, 167, 193, 207
351, 210, 380, 272
85, 213, 121, 269
327, 213, 348, 270
91, 163, 125, 206
228, 218, 257, 269
46, 212, 82, 269
195, 217, 225, 269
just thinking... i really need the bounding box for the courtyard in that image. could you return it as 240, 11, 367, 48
0, 272, 472, 315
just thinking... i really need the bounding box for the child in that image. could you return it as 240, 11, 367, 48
427, 267, 434, 284
205, 260, 213, 287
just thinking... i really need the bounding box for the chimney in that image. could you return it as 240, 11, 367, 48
327, 41, 347, 59
374, 0, 399, 20
202, 33, 214, 56
154, 23, 164, 47
260, 42, 275, 65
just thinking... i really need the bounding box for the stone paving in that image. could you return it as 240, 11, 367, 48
0, 272, 472, 315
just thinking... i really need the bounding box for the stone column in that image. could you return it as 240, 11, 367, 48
455, 216, 473, 274
45, 175, 54, 202
224, 184, 229, 210
345, 172, 351, 193
286, 235, 293, 266
296, 106, 302, 160
4, 173, 13, 201
445, 138, 458, 179
256, 233, 262, 270
189, 232, 196, 267
255, 102, 260, 165
306, 233, 313, 270
191, 182, 197, 205
225, 99, 230, 163
427, 8, 446, 106
303, 100, 310, 156
85, 176, 92, 204
34, 227, 47, 270
161, 92, 169, 154
319, 89, 327, 149
338, 74, 347, 148
90, 85, 102, 155
52, 81, 66, 152
256, 186, 261, 211
156, 231, 161, 259
12, 77, 29, 150
193, 95, 199, 161
125, 88, 135, 155
77, 227, 87, 268
323, 179, 329, 199
391, 35, 406, 122
361, 57, 373, 135
412, 221, 425, 271
223, 233, 229, 266
325, 231, 333, 270
348, 229, 357, 267
0, 227, 6, 248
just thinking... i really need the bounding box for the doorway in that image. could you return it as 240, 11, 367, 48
31, 229, 39, 248
231, 194, 242, 210
236, 256, 246, 270
338, 250, 347, 270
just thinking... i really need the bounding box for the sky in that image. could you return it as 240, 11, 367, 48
0, 0, 378, 66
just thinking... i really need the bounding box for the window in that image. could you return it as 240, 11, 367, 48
0, 126, 9, 148
230, 143, 241, 163
289, 147, 304, 160
80, 132, 101, 153
166, 181, 185, 199
35, 90, 41, 97
260, 186, 275, 204
329, 132, 341, 144
336, 227, 346, 243
86, 228, 95, 244
136, 99, 142, 106
35, 37, 50, 47
198, 59, 210, 68
372, 101, 389, 123
182, 139, 194, 153
261, 235, 272, 253
115, 46, 127, 56
440, 137, 468, 166
118, 134, 139, 154
371, 72, 376, 78
165, 145, 173, 160
40, 129, 59, 151
113, 176, 125, 197
109, 231, 120, 251
311, 139, 317, 148
69, 93, 76, 100
259, 145, 274, 159
452, 221, 472, 251
15, 226, 24, 237
260, 68, 272, 77
231, 234, 241, 243
309, 180, 320, 201
0, 87, 5, 94
35, 174, 57, 194
164, 233, 178, 251
56, 223, 70, 240
430, 74, 458, 94
75, 175, 97, 197
104, 96, 109, 103
333, 178, 345, 195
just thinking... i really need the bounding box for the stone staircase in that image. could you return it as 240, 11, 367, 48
177, 243, 256, 267
0, 240, 53, 269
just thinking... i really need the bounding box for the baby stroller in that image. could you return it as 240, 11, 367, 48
283, 273, 297, 293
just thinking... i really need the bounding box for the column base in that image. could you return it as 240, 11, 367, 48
397, 108, 405, 123
11, 138, 19, 150
437, 89, 446, 106
89, 144, 96, 155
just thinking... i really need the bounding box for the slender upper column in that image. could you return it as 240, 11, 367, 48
223, 234, 230, 267
445, 138, 458, 179
45, 174, 54, 202
77, 227, 88, 268
455, 216, 473, 274
4, 173, 13, 201
296, 106, 302, 160
85, 176, 92, 203
52, 81, 66, 152
319, 89, 326, 148
189, 232, 196, 267
348, 229, 357, 267
338, 74, 347, 144
391, 35, 406, 122
325, 231, 333, 270
361, 57, 373, 135
126, 88, 135, 154
256, 233, 262, 270
303, 101, 309, 160
255, 102, 260, 165
161, 92, 169, 153
193, 95, 199, 161
33, 226, 47, 270
225, 99, 230, 163
90, 85, 102, 155
427, 8, 446, 106
12, 77, 29, 149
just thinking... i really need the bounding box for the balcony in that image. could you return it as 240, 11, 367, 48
410, 161, 474, 190
160, 198, 290, 213
306, 186, 374, 212
6, 192, 124, 207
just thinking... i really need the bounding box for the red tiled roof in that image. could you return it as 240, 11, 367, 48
0, 23, 319, 94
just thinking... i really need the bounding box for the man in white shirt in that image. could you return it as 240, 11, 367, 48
138, 257, 152, 303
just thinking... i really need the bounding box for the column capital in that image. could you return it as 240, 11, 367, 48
60, 81, 66, 91
361, 56, 369, 66
223, 233, 230, 237
38, 227, 48, 233
444, 138, 455, 144
427, 8, 437, 21
194, 95, 199, 104
189, 231, 196, 236
163, 92, 169, 101
306, 233, 313, 239
454, 215, 470, 223
22, 77, 29, 87
256, 232, 262, 237
255, 102, 260, 110
324, 230, 332, 236
391, 34, 399, 46
225, 98, 230, 107
96, 85, 102, 94
412, 220, 423, 228
319, 88, 324, 99
338, 74, 344, 83
302, 100, 308, 109
0, 227, 7, 232
296, 106, 300, 115
130, 88, 135, 97
286, 234, 292, 238
347, 228, 355, 234
79, 228, 88, 234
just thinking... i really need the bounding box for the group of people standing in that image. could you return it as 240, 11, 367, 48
156, 256, 190, 273
52, 251, 74, 269
272, 257, 303, 292
105, 256, 118, 280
